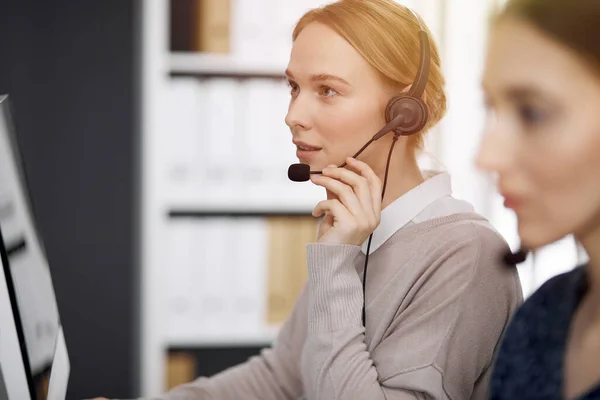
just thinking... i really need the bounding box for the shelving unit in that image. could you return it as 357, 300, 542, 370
139, 0, 319, 390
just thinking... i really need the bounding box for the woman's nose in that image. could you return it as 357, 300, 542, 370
285, 94, 312, 132
475, 117, 515, 175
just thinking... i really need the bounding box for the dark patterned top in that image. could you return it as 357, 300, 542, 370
490, 265, 600, 399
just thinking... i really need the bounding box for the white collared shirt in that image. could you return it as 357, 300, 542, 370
361, 170, 475, 254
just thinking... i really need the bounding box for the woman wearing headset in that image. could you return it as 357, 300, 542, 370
476, 0, 600, 398
97, 1, 521, 399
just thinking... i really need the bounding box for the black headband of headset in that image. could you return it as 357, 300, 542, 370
408, 30, 430, 100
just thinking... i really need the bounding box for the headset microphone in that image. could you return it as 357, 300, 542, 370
287, 10, 431, 328
503, 247, 529, 266
288, 164, 312, 182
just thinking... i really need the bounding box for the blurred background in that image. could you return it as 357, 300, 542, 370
0, 0, 585, 399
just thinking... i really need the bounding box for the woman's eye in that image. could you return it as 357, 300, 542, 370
319, 86, 338, 98
518, 104, 548, 127
287, 81, 299, 96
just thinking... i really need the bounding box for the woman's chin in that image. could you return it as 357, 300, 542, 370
518, 221, 567, 251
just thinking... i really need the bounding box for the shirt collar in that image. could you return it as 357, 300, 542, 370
361, 170, 453, 254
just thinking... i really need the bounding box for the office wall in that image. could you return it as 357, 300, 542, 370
0, 1, 140, 398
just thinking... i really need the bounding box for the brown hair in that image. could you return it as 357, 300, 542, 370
292, 0, 447, 152
497, 0, 600, 75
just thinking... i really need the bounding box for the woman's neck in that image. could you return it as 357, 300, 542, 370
374, 149, 425, 210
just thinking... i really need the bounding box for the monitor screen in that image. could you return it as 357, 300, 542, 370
0, 94, 69, 400
0, 239, 30, 400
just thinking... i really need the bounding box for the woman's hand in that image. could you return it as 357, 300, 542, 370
310, 157, 382, 246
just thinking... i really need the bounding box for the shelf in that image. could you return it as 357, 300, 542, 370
163, 178, 324, 216
168, 210, 313, 218
166, 326, 280, 349
169, 52, 287, 79
164, 201, 316, 217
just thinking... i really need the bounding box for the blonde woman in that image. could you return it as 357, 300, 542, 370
98, 1, 522, 399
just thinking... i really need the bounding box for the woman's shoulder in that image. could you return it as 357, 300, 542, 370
401, 210, 513, 261
386, 211, 517, 282
392, 210, 504, 246
387, 211, 522, 297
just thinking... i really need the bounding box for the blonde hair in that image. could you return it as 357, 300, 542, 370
292, 0, 447, 152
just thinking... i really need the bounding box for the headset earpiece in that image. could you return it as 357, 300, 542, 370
385, 94, 429, 136
381, 20, 431, 138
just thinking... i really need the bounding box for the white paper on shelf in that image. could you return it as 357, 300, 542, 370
165, 78, 202, 186
236, 79, 279, 185
229, 218, 269, 335
192, 78, 211, 181
204, 78, 239, 190
267, 0, 299, 66
230, 0, 271, 63
165, 220, 197, 341
194, 218, 235, 336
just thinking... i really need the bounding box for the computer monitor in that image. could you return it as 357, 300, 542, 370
0, 94, 69, 400
0, 233, 31, 400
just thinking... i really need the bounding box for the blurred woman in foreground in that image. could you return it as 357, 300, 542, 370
477, 0, 600, 398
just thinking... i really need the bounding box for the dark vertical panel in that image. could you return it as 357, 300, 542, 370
0, 1, 141, 398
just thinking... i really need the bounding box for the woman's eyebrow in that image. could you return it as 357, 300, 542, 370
285, 70, 351, 86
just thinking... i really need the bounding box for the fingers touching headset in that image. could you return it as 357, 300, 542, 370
311, 157, 382, 246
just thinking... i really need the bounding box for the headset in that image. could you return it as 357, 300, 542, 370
288, 7, 431, 328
